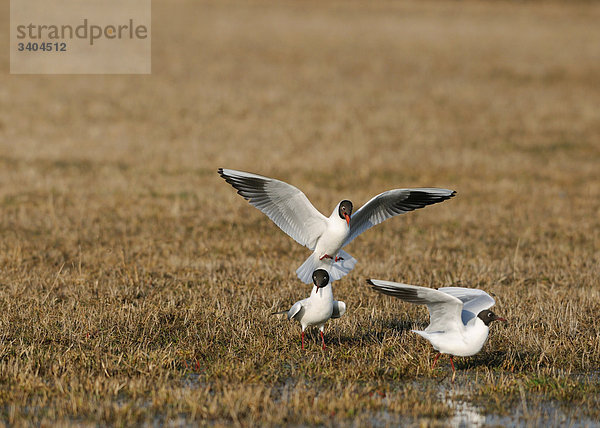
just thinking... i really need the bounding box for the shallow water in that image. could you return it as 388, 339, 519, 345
180, 369, 599, 427
425, 372, 598, 428
443, 395, 598, 428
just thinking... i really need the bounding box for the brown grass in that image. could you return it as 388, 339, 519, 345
1, 0, 599, 425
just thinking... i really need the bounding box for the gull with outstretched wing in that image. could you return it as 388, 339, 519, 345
368, 279, 506, 381
219, 168, 455, 283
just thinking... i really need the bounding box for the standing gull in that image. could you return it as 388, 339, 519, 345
219, 168, 455, 283
272, 269, 345, 349
368, 279, 506, 381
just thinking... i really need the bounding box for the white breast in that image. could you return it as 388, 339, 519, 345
416, 318, 490, 357
299, 285, 334, 329
314, 214, 349, 258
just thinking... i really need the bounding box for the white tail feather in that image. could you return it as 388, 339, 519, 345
296, 253, 323, 284
328, 250, 357, 282
295, 250, 357, 284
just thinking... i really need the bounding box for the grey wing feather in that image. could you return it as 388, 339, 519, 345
438, 287, 495, 325
344, 188, 456, 247
287, 301, 304, 320
219, 168, 328, 250
331, 301, 346, 319
368, 279, 463, 333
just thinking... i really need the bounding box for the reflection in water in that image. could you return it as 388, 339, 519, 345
437, 372, 600, 428
181, 371, 599, 427
441, 386, 485, 428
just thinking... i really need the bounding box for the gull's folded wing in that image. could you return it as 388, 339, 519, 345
331, 301, 346, 319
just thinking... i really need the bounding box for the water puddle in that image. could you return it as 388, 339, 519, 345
180, 370, 599, 427
444, 399, 486, 427
438, 373, 599, 428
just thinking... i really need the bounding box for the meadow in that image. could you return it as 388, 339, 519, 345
0, 0, 599, 426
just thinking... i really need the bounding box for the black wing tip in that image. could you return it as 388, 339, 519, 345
217, 168, 246, 180
217, 167, 228, 179
411, 189, 456, 200
368, 281, 423, 303
368, 279, 388, 294
217, 169, 267, 198
400, 189, 457, 210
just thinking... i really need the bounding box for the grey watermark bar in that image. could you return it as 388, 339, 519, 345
10, 0, 151, 74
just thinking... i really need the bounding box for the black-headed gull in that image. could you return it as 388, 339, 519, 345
218, 168, 456, 284
272, 269, 346, 350
368, 279, 506, 381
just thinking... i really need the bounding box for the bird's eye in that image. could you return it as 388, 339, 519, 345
488, 313, 493, 317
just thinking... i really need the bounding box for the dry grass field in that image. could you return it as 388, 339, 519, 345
1, 0, 600, 426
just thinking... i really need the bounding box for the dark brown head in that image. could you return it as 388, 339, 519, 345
477, 310, 507, 327
338, 200, 353, 226
312, 269, 330, 289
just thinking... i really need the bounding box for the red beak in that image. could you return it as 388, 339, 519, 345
344, 213, 350, 226
497, 317, 507, 323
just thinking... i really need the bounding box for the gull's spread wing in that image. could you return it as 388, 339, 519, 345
438, 287, 495, 325
344, 188, 455, 247
219, 168, 328, 250
368, 279, 463, 333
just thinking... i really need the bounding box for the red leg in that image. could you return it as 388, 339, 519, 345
320, 331, 326, 350
301, 331, 305, 350
450, 356, 456, 383
432, 353, 441, 369
334, 256, 344, 262
319, 254, 333, 260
